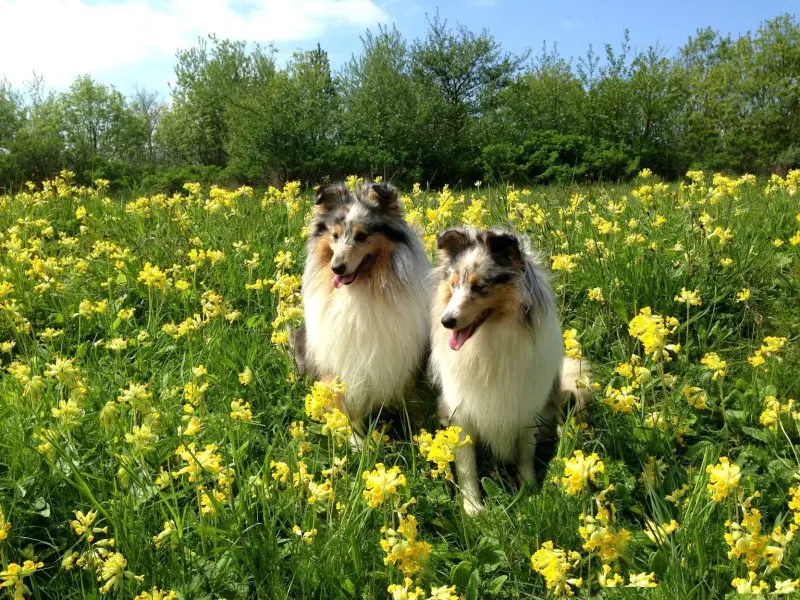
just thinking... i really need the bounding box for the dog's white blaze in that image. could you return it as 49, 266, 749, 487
441, 285, 470, 324
431, 307, 564, 461
304, 278, 430, 418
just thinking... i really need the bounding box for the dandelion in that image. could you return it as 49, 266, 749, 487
706, 457, 741, 502
530, 541, 582, 597
561, 450, 604, 496
362, 464, 406, 508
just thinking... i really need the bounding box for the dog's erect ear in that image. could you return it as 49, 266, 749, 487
360, 182, 401, 216
436, 228, 470, 258
484, 230, 523, 269
315, 184, 347, 211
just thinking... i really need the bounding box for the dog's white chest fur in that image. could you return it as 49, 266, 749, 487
431, 311, 563, 461
304, 282, 429, 415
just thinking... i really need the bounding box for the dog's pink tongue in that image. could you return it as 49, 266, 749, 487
449, 325, 474, 351
332, 272, 357, 288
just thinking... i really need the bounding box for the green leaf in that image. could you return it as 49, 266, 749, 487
450, 561, 473, 588
466, 569, 481, 600
488, 575, 507, 596
481, 477, 502, 499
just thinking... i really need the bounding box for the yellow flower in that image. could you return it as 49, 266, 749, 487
97, 552, 142, 593
0, 560, 44, 599
305, 378, 346, 422
700, 352, 727, 382
137, 262, 169, 290
238, 367, 253, 386
598, 564, 623, 588
748, 336, 788, 368
735, 288, 751, 303
387, 578, 425, 600
683, 386, 708, 410
561, 450, 604, 496
578, 496, 630, 563
51, 399, 84, 429
0, 508, 10, 542
292, 525, 318, 545
362, 463, 406, 508
551, 254, 579, 274
152, 521, 175, 549
626, 572, 657, 588
719, 257, 734, 267
773, 579, 799, 595
125, 424, 157, 453
628, 307, 680, 361
587, 287, 605, 302
706, 457, 741, 502
563, 328, 582, 360
531, 541, 582, 597
320, 408, 352, 446
427, 585, 459, 600
135, 588, 178, 600
674, 287, 701, 306
724, 507, 768, 569
731, 571, 769, 594
270, 461, 290, 484
644, 519, 679, 545
173, 443, 223, 483
415, 426, 471, 481
230, 399, 252, 421
380, 512, 432, 577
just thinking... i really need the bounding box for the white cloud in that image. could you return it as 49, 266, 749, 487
0, 0, 389, 88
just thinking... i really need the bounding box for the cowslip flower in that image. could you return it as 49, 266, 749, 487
362, 464, 406, 508
563, 329, 582, 360
381, 513, 432, 577
0, 560, 44, 599
238, 367, 253, 386
683, 386, 708, 410
230, 399, 252, 421
551, 254, 579, 274
415, 426, 471, 481
531, 541, 582, 597
674, 288, 702, 306
561, 450, 604, 495
700, 352, 727, 382
735, 288, 751, 303
706, 457, 741, 502
731, 571, 768, 594
135, 588, 178, 600
587, 287, 605, 302
626, 572, 657, 588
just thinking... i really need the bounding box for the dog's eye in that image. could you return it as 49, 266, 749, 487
332, 232, 340, 241
354, 232, 368, 243
471, 283, 486, 294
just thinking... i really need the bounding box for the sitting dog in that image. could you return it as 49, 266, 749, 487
429, 227, 588, 514
297, 182, 432, 439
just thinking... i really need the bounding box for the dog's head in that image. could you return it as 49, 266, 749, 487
311, 182, 409, 288
435, 228, 525, 350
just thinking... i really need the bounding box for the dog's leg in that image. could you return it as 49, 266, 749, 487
516, 427, 538, 487
454, 425, 484, 515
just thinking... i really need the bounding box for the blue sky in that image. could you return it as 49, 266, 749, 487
0, 0, 796, 98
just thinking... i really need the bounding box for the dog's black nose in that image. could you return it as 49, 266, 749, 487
441, 316, 457, 329
331, 263, 346, 275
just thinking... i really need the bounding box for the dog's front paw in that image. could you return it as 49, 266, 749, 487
462, 495, 485, 516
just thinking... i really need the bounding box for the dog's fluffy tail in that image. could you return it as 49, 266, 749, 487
560, 357, 591, 422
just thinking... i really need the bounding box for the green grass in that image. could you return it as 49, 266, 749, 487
1, 172, 799, 599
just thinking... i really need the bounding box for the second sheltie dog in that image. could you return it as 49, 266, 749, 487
297, 182, 431, 438
429, 227, 588, 514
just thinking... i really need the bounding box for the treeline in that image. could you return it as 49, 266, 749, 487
1, 13, 799, 191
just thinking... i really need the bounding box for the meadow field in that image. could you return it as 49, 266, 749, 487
1, 170, 799, 599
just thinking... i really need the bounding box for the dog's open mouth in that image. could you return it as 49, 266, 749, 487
332, 254, 375, 289
449, 310, 491, 351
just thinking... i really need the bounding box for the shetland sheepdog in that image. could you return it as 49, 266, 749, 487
296, 182, 431, 438
428, 227, 588, 514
